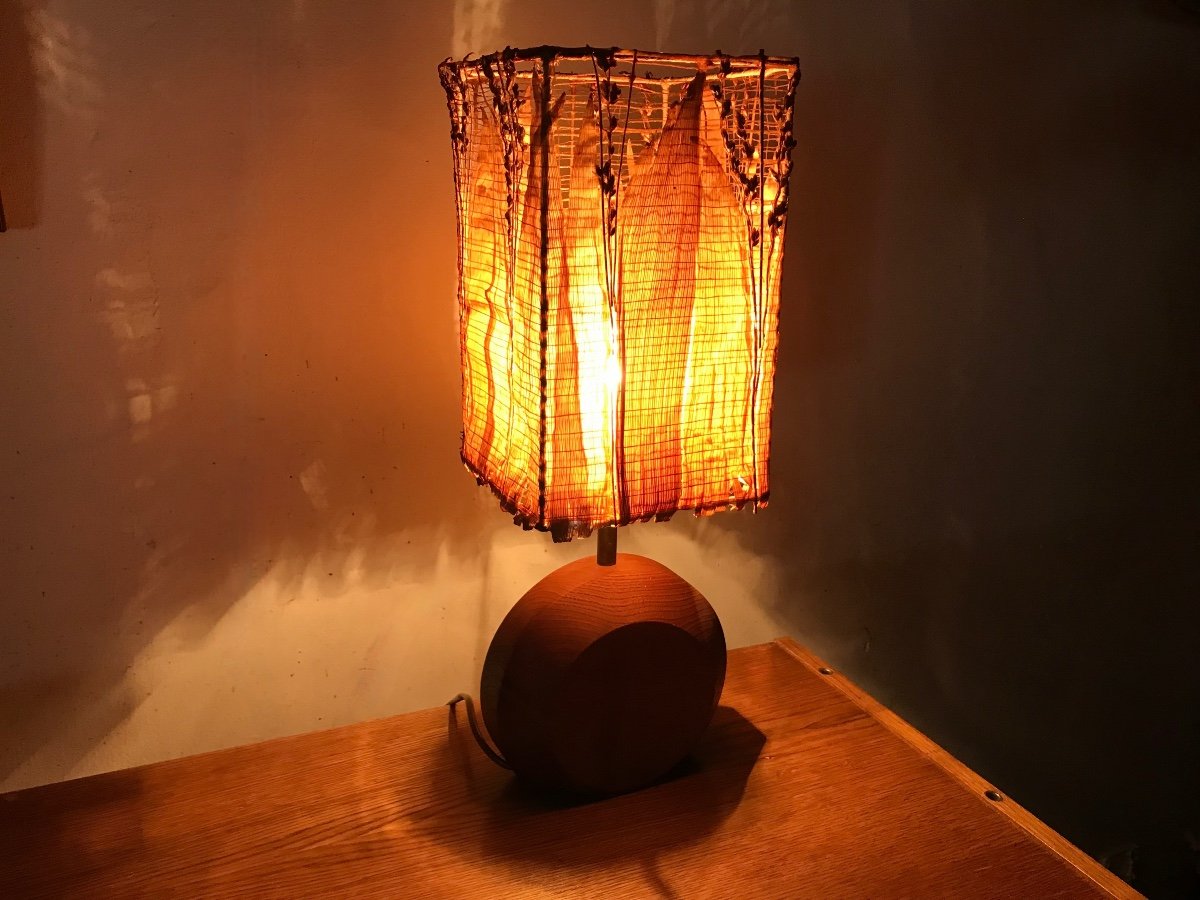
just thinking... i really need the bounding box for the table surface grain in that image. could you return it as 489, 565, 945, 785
0, 638, 1137, 899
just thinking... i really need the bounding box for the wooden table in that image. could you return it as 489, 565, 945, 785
0, 639, 1136, 898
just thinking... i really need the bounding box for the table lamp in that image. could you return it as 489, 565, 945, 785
439, 46, 799, 796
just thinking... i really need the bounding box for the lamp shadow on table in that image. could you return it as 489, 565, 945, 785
420, 704, 766, 897
0, 767, 149, 893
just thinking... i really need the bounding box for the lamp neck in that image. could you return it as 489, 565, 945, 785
596, 525, 617, 566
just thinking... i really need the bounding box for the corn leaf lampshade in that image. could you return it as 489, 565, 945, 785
439, 47, 799, 541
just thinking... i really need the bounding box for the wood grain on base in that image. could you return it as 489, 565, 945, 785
0, 640, 1138, 899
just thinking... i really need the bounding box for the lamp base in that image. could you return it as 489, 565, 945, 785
480, 553, 726, 796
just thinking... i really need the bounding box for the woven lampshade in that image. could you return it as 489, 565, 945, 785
439, 46, 799, 541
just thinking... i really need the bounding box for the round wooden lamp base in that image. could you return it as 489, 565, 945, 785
480, 553, 726, 796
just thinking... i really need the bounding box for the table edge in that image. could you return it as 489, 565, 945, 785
770, 637, 1140, 900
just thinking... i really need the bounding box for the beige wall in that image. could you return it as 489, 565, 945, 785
2, 0, 1197, 864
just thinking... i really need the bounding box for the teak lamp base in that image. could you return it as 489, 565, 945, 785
479, 540, 726, 796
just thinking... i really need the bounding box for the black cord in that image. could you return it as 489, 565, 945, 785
447, 693, 512, 770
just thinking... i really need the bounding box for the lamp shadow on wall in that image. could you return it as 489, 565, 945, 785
706, 0, 1200, 861
0, 0, 41, 229
0, 1, 490, 789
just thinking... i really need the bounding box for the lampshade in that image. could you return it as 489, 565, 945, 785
439, 46, 799, 541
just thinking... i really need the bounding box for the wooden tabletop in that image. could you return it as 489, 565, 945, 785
0, 638, 1136, 899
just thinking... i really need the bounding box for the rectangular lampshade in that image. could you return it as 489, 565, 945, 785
439, 46, 799, 540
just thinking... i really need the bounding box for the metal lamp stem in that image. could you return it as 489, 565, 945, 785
597, 525, 617, 566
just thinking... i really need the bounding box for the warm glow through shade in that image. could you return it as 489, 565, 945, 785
439, 47, 799, 540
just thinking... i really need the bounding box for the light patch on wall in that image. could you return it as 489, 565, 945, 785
298, 460, 330, 511
654, 0, 675, 47
96, 267, 154, 292
128, 392, 152, 426
451, 0, 507, 58
95, 267, 159, 346
82, 178, 115, 236
123, 379, 177, 429
26, 5, 99, 123
58, 533, 499, 787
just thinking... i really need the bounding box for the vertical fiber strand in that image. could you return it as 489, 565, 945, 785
617, 71, 706, 521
